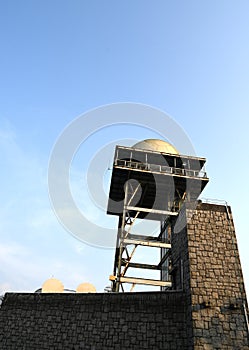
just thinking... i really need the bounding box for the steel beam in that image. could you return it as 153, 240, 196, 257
121, 261, 159, 270
125, 205, 178, 216
123, 238, 171, 249
118, 276, 172, 287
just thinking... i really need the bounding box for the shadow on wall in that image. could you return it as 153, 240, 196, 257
192, 298, 249, 349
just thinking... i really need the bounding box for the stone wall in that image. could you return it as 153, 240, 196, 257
0, 291, 187, 350
0, 202, 248, 349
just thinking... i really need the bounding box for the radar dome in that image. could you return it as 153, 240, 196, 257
132, 139, 179, 155
76, 282, 96, 293
42, 277, 64, 293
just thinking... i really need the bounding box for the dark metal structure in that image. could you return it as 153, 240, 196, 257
107, 142, 209, 292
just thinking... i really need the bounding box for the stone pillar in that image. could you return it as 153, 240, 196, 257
171, 201, 249, 349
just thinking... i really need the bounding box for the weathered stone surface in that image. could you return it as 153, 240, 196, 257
0, 203, 248, 349
0, 291, 187, 350
171, 202, 249, 349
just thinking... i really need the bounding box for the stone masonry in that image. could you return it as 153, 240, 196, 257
171, 202, 249, 349
0, 202, 248, 349
0, 291, 187, 350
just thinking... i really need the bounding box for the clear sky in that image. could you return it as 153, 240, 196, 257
0, 1, 249, 295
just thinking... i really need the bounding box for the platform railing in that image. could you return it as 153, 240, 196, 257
200, 198, 228, 206
114, 159, 207, 178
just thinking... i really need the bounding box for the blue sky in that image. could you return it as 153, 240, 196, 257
0, 1, 249, 294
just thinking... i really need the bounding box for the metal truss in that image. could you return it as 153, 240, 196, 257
110, 181, 175, 292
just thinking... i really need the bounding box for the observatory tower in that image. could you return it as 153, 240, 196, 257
0, 139, 248, 349
107, 139, 209, 292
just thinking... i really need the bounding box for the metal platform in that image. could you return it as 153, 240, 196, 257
107, 146, 209, 219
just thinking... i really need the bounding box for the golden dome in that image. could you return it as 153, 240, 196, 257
76, 282, 96, 293
132, 139, 179, 155
41, 277, 64, 293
